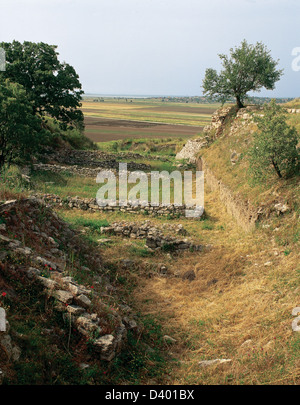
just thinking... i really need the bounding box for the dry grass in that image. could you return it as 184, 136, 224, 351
284, 98, 300, 109
127, 190, 300, 385
58, 184, 299, 384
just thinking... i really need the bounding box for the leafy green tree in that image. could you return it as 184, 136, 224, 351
0, 40, 84, 129
202, 40, 283, 108
0, 79, 48, 169
249, 100, 299, 180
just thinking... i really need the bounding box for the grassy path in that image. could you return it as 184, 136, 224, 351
59, 183, 299, 384
127, 188, 299, 385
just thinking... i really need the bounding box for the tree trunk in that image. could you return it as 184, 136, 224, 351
236, 95, 244, 109
272, 159, 282, 178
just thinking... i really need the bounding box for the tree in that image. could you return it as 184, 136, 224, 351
202, 40, 283, 108
0, 41, 84, 129
0, 79, 48, 169
249, 100, 299, 180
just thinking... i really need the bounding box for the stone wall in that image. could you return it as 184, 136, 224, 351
175, 139, 208, 164
101, 220, 205, 252
35, 193, 205, 219
197, 157, 263, 231
33, 161, 151, 177
203, 106, 234, 139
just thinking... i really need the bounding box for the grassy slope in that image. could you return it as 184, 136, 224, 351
284, 98, 300, 109
201, 107, 299, 247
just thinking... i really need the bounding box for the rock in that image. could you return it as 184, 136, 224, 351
66, 283, 87, 296
175, 139, 207, 163
76, 316, 100, 336
159, 264, 168, 275
93, 334, 116, 361
198, 359, 232, 368
66, 305, 86, 316
0, 308, 6, 332
75, 294, 92, 309
97, 238, 112, 245
123, 317, 138, 331
0, 235, 11, 244
37, 276, 57, 290
292, 307, 300, 332
0, 333, 21, 362
11, 345, 21, 362
53, 290, 73, 305
26, 267, 41, 279
292, 307, 300, 316
240, 339, 253, 348
34, 256, 58, 271
274, 203, 289, 214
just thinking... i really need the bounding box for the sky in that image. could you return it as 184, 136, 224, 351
1, 0, 299, 97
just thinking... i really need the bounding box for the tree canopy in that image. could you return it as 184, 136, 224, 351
0, 40, 84, 129
202, 40, 283, 108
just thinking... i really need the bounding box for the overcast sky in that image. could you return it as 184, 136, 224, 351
1, 0, 299, 97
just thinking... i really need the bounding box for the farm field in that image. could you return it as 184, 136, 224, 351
81, 98, 219, 142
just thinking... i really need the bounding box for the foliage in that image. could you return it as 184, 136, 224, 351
202, 40, 283, 108
0, 40, 84, 130
249, 100, 299, 180
0, 79, 49, 169
45, 117, 95, 150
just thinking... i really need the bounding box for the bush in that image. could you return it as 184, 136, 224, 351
249, 100, 299, 180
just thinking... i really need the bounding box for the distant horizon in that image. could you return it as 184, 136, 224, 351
83, 93, 296, 100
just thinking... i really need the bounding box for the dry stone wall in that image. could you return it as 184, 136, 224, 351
35, 193, 204, 219
101, 220, 205, 252
175, 139, 208, 163
197, 157, 264, 231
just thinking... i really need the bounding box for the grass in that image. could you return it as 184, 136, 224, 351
96, 137, 186, 157
31, 170, 100, 198
284, 98, 300, 110
53, 186, 300, 383
30, 164, 200, 205
128, 189, 300, 385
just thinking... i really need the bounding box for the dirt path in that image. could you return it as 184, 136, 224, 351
122, 187, 299, 385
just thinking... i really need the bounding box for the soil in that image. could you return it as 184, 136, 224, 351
84, 116, 203, 142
